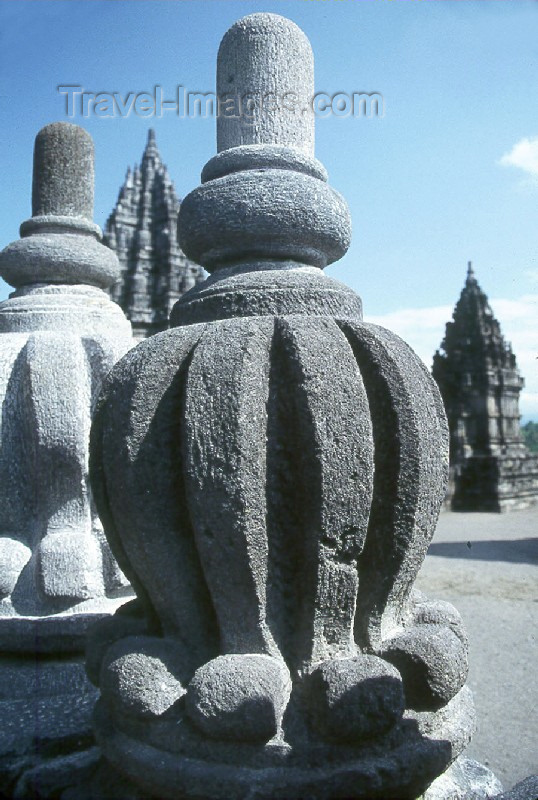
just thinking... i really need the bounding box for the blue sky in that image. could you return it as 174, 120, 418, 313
1, 0, 537, 418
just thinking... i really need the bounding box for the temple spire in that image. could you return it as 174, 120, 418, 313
103, 130, 204, 338
432, 263, 536, 511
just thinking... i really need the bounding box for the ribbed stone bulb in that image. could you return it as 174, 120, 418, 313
217, 13, 315, 156
32, 122, 94, 220
87, 13, 476, 799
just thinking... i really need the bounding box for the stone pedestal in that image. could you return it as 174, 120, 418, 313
0, 123, 134, 790
88, 14, 479, 800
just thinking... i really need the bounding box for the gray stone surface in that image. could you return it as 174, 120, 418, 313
424, 757, 504, 799
13, 747, 101, 800
381, 623, 468, 711
32, 122, 94, 219
0, 122, 133, 630
216, 14, 315, 156
307, 654, 405, 742
88, 12, 479, 799
0, 122, 134, 793
496, 776, 538, 800
101, 634, 186, 719
0, 657, 97, 792
186, 654, 291, 742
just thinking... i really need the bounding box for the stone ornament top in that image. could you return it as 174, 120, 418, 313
0, 122, 118, 289
89, 13, 475, 799
0, 122, 132, 646
178, 13, 351, 277
32, 122, 94, 219
216, 13, 314, 155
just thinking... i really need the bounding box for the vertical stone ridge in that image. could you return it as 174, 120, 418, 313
339, 321, 448, 648
183, 318, 278, 657
273, 316, 373, 671
94, 329, 219, 667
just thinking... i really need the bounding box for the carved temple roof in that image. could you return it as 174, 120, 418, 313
433, 262, 526, 471
434, 262, 520, 378
103, 129, 205, 338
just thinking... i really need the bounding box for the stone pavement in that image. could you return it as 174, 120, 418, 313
415, 507, 538, 793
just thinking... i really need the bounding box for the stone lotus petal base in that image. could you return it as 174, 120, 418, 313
94, 686, 475, 800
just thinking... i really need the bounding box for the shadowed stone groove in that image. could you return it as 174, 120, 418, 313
92, 328, 219, 670
339, 321, 449, 650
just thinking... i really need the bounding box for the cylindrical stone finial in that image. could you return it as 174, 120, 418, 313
179, 13, 349, 272
217, 13, 314, 156
32, 122, 94, 220
0, 122, 120, 289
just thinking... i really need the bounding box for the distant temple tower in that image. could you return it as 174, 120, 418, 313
433, 262, 538, 511
104, 129, 205, 339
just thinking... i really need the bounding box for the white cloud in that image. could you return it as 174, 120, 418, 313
365, 294, 538, 420
499, 137, 538, 179
525, 268, 538, 285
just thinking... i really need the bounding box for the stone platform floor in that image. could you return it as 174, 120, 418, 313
415, 506, 538, 793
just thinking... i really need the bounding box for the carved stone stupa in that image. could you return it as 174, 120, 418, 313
433, 263, 538, 511
104, 129, 205, 339
86, 14, 481, 799
0, 123, 133, 787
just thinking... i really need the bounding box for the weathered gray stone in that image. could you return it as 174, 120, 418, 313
0, 122, 134, 790
101, 635, 186, 719
88, 12, 479, 799
37, 531, 104, 602
178, 167, 351, 270
424, 757, 504, 799
186, 654, 291, 742
0, 121, 133, 630
495, 775, 538, 800
0, 657, 97, 786
307, 655, 405, 742
85, 599, 149, 686
13, 747, 101, 800
32, 121, 94, 219
381, 623, 469, 711
216, 14, 315, 156
0, 538, 31, 598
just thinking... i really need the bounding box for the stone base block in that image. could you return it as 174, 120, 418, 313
94, 686, 475, 800
0, 655, 97, 795
424, 757, 503, 798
